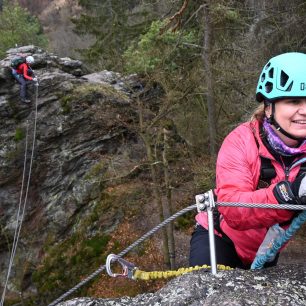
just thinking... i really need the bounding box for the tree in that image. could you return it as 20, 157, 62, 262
73, 0, 162, 71
0, 0, 48, 58
124, 18, 197, 267
201, 1, 217, 156
246, 0, 306, 57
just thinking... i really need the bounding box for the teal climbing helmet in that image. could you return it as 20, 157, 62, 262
256, 52, 306, 102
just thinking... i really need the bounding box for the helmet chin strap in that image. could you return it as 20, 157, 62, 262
267, 102, 304, 141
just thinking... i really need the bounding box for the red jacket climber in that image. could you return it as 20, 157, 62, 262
12, 55, 38, 103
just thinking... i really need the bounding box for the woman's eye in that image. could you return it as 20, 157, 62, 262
288, 99, 301, 105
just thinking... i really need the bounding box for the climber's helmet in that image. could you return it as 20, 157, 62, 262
26, 56, 35, 65
256, 52, 306, 141
256, 52, 306, 102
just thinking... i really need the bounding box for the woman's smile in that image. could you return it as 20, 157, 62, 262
265, 99, 306, 145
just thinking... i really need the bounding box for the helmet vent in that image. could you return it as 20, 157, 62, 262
268, 68, 274, 78
286, 81, 293, 92
280, 70, 289, 87
265, 82, 273, 93
265, 62, 271, 70
261, 73, 266, 82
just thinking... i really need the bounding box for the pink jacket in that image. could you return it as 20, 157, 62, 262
196, 120, 306, 265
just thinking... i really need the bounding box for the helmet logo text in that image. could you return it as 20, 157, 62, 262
301, 83, 305, 90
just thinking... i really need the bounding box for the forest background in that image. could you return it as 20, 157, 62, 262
4, 0, 306, 157
1, 0, 306, 305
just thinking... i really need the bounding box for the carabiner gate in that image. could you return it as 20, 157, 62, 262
106, 254, 136, 279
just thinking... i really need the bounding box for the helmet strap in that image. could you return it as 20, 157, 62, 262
267, 102, 303, 141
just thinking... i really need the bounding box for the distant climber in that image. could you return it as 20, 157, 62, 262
11, 55, 38, 103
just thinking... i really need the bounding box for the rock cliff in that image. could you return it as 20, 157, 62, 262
58, 263, 306, 305
0, 46, 146, 301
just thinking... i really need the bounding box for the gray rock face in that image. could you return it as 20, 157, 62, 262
0, 46, 143, 296
57, 264, 306, 306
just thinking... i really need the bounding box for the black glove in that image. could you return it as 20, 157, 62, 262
273, 174, 306, 204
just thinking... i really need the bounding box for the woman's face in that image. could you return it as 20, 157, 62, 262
265, 98, 306, 146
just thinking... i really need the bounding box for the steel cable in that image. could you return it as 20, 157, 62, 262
217, 201, 306, 210
0, 85, 39, 306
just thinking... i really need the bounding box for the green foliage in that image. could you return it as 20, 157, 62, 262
0, 1, 48, 58
74, 83, 128, 101
85, 161, 107, 180
123, 20, 196, 74
73, 0, 155, 71
14, 127, 24, 141
59, 83, 128, 116
60, 95, 72, 114
211, 2, 242, 25
175, 211, 196, 231
32, 233, 111, 301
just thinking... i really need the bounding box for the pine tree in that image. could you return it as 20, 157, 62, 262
73, 0, 161, 71
0, 0, 48, 58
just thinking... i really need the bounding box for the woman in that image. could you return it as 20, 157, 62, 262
12, 55, 37, 103
189, 52, 306, 269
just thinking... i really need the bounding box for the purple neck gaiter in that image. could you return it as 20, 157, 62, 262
263, 118, 306, 156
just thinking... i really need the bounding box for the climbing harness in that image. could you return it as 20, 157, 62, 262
0, 82, 39, 306
48, 192, 306, 306
106, 253, 232, 281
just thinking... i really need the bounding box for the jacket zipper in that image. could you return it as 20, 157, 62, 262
284, 166, 290, 181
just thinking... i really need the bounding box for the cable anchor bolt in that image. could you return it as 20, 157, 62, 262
106, 254, 136, 279
195, 192, 210, 212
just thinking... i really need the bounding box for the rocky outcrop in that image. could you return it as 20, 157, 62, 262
57, 263, 306, 305
0, 46, 144, 298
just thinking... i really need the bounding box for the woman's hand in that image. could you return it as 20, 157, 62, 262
273, 174, 306, 204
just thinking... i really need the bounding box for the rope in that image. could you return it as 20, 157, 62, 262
133, 264, 232, 280
0, 122, 29, 306
251, 210, 306, 269
0, 85, 39, 306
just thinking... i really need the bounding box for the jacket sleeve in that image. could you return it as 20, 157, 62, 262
22, 64, 33, 80
216, 126, 294, 230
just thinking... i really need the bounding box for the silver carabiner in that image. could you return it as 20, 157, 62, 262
106, 254, 136, 279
